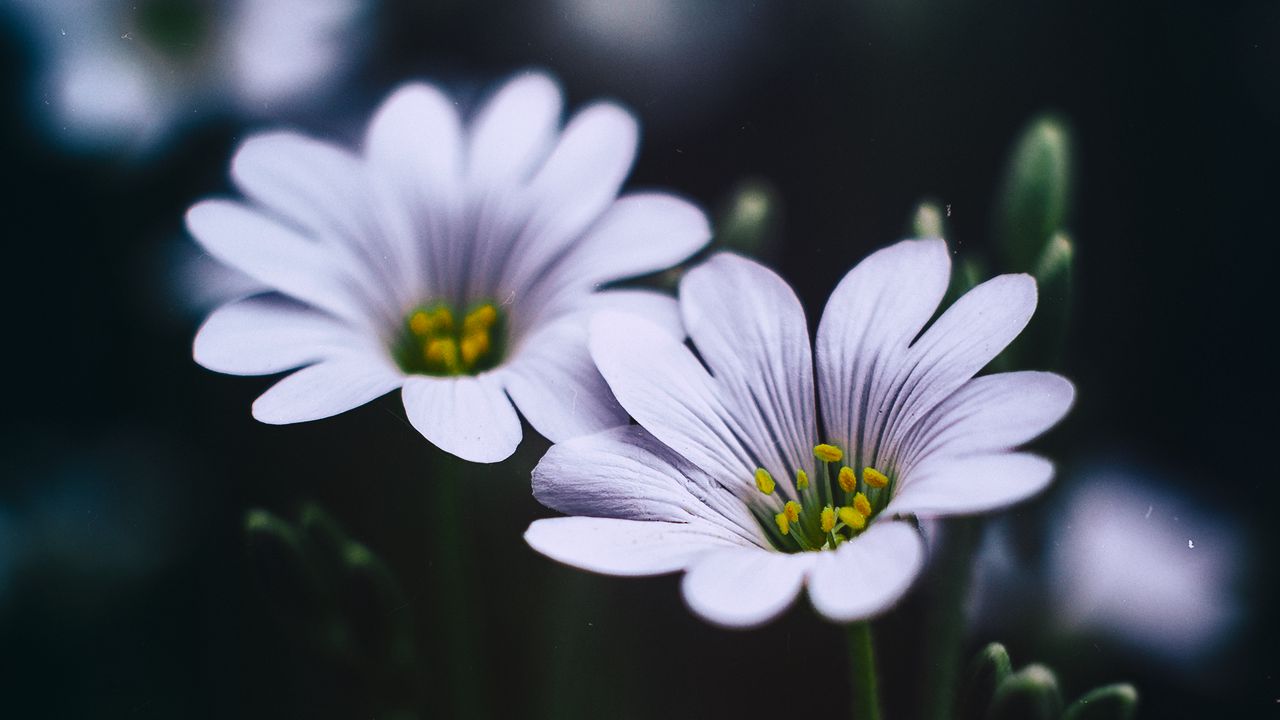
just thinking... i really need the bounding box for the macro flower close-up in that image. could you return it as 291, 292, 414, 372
189, 71, 710, 462
527, 241, 1075, 626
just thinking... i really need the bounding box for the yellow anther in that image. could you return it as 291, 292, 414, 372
853, 492, 872, 518
783, 501, 802, 523
426, 305, 455, 334
408, 310, 431, 336
424, 337, 460, 372
863, 467, 889, 489
838, 466, 857, 493
814, 443, 843, 463
459, 329, 491, 367
838, 506, 867, 531
796, 469, 809, 491
462, 303, 498, 334
820, 506, 836, 533
774, 512, 790, 536
754, 468, 776, 495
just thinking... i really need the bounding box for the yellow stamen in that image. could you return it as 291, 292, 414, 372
774, 512, 790, 536
863, 467, 889, 489
838, 466, 857, 493
783, 501, 802, 523
814, 443, 843, 463
462, 303, 498, 334
459, 329, 491, 367
838, 506, 867, 530
820, 505, 836, 533
796, 469, 809, 491
424, 337, 460, 372
408, 310, 431, 336
853, 492, 872, 518
426, 305, 455, 334
754, 468, 775, 495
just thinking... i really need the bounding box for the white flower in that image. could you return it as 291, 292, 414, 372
525, 241, 1074, 627
8, 0, 370, 151
189, 71, 712, 463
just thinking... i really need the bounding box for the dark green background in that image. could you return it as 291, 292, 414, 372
0, 0, 1274, 717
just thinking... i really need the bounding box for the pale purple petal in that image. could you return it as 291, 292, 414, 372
252, 355, 402, 424
401, 374, 522, 463
885, 452, 1054, 517
807, 521, 925, 622
194, 293, 369, 376
467, 72, 562, 187
525, 517, 736, 577
502, 317, 628, 443
681, 547, 814, 628
680, 253, 817, 493
816, 239, 952, 470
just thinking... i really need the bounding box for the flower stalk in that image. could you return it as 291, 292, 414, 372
847, 621, 882, 720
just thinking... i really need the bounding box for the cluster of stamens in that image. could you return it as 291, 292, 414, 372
394, 302, 504, 376
749, 443, 894, 552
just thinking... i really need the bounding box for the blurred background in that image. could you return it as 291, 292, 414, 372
0, 0, 1275, 717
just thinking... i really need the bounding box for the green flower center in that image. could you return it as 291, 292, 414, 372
392, 302, 507, 376
748, 443, 896, 553
132, 0, 214, 62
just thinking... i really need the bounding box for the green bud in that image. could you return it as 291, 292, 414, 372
717, 178, 780, 259
998, 115, 1072, 272
957, 643, 1011, 720
340, 541, 416, 666
243, 509, 326, 624
987, 664, 1063, 720
298, 502, 350, 585
1063, 684, 1139, 720
912, 200, 946, 239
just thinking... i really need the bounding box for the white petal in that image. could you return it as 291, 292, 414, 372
807, 521, 925, 622
525, 517, 735, 577
529, 192, 710, 305
364, 82, 465, 301
467, 72, 562, 187
680, 253, 817, 491
886, 452, 1055, 517
186, 200, 369, 324
898, 371, 1075, 471
531, 426, 764, 545
875, 275, 1039, 458
590, 312, 757, 492
503, 103, 639, 295
816, 239, 951, 470
230, 131, 367, 245
502, 317, 628, 443
401, 374, 522, 463
194, 294, 367, 376
252, 355, 402, 424
574, 289, 684, 339
681, 547, 814, 628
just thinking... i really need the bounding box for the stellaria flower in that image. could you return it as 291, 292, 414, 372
7, 0, 371, 151
525, 240, 1074, 626
189, 71, 711, 462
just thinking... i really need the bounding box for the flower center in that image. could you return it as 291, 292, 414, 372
748, 443, 895, 553
392, 302, 506, 376
131, 0, 214, 63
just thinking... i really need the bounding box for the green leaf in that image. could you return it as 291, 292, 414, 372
1063, 684, 1138, 720
957, 643, 1012, 720
340, 541, 416, 666
716, 177, 781, 259
243, 509, 326, 624
986, 664, 1063, 720
997, 116, 1072, 273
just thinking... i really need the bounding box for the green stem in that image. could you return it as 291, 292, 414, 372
432, 464, 489, 720
920, 517, 980, 720
847, 621, 882, 720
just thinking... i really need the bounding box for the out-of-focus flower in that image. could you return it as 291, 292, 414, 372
525, 241, 1074, 627
7, 0, 371, 151
189, 71, 711, 463
1047, 469, 1244, 663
